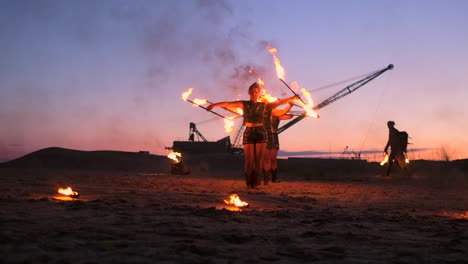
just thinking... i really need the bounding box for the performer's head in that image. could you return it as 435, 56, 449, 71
249, 82, 260, 93
248, 82, 261, 101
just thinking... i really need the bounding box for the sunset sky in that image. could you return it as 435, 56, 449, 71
1, 0, 467, 162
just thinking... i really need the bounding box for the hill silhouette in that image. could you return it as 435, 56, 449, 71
0, 147, 172, 172
1, 147, 467, 179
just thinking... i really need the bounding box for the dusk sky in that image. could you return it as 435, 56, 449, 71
1, 0, 467, 162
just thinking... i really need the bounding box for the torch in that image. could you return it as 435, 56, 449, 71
182, 88, 227, 119
186, 98, 227, 119
207, 100, 243, 117
267, 46, 306, 105
279, 79, 306, 105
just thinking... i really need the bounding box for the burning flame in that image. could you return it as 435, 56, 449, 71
167, 150, 182, 163
182, 87, 239, 133
224, 194, 249, 208
290, 81, 318, 118
257, 78, 265, 87
193, 98, 207, 106
260, 89, 278, 103
266, 46, 320, 119
182, 88, 192, 101
58, 187, 79, 198
380, 153, 389, 166
182, 88, 208, 107
380, 153, 410, 166
224, 117, 235, 133
259, 78, 278, 103
300, 88, 319, 118
267, 45, 285, 80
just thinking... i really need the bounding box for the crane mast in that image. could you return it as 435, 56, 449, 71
188, 122, 208, 142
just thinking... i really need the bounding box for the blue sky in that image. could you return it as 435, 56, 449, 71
1, 0, 467, 161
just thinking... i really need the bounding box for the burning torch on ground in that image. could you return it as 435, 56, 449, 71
223, 194, 249, 211
167, 150, 190, 175
57, 187, 80, 198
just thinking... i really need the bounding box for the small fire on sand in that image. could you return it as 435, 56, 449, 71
57, 187, 80, 198
167, 150, 190, 175
224, 194, 249, 211
167, 150, 182, 163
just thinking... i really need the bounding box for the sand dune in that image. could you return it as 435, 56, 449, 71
0, 147, 172, 172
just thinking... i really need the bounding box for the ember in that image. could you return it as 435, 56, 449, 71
57, 187, 80, 198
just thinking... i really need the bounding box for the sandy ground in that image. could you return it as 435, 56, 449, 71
1, 168, 468, 263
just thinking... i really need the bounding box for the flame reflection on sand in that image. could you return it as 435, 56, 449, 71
52, 195, 76, 201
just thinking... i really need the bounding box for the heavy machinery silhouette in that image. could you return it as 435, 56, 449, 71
171, 122, 231, 154
188, 122, 207, 142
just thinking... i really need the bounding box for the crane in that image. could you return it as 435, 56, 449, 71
278, 64, 394, 134
188, 122, 207, 142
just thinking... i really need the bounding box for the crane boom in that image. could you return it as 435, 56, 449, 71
277, 64, 394, 134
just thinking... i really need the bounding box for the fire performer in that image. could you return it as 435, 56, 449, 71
384, 120, 408, 176
269, 103, 295, 183
207, 82, 298, 188
260, 99, 295, 184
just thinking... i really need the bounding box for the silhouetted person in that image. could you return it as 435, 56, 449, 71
262, 101, 294, 183
384, 120, 407, 176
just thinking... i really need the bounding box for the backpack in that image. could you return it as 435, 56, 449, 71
399, 131, 409, 153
